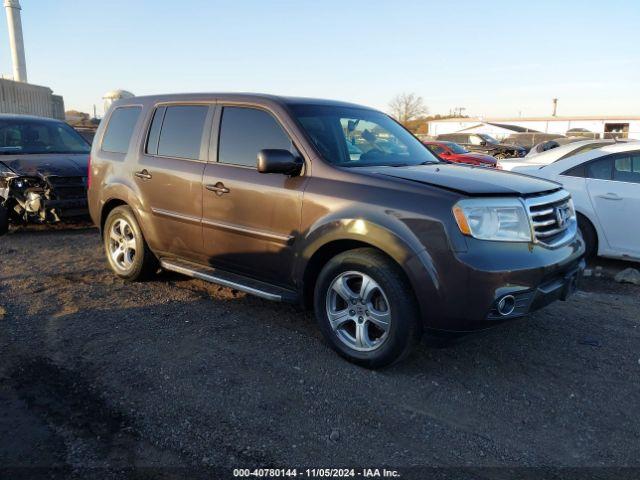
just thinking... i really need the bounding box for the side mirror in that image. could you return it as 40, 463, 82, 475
479, 141, 487, 146
257, 149, 302, 175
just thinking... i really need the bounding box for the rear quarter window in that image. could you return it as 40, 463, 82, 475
101, 106, 142, 154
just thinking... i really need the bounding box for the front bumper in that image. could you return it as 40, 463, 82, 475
408, 233, 586, 332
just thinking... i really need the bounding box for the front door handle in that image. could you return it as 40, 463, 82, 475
206, 182, 230, 195
134, 169, 152, 180
597, 193, 622, 201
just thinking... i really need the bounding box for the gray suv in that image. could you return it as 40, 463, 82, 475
88, 93, 585, 367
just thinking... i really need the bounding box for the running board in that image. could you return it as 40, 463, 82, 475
159, 258, 298, 303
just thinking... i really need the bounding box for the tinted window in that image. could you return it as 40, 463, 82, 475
145, 106, 166, 155
102, 107, 141, 154
586, 158, 613, 180
562, 164, 586, 177
157, 105, 208, 160
218, 107, 293, 167
613, 154, 640, 184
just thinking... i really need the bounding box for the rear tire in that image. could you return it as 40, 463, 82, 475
103, 206, 158, 281
0, 202, 8, 236
314, 248, 422, 368
577, 213, 597, 259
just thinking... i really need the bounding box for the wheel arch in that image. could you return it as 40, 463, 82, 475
301, 239, 406, 310
576, 209, 599, 255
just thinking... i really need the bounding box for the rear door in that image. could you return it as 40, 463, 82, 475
134, 103, 212, 260
585, 152, 640, 256
201, 105, 307, 286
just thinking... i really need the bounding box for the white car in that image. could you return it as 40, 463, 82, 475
512, 142, 640, 261
498, 139, 618, 171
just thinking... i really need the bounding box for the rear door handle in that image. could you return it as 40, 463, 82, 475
206, 182, 230, 195
597, 193, 622, 201
134, 169, 152, 180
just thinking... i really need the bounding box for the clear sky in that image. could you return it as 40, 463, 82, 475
1, 0, 639, 118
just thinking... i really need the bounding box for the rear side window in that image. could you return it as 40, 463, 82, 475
145, 106, 166, 155
561, 164, 586, 177
102, 107, 141, 154
586, 158, 613, 180
156, 105, 209, 160
218, 107, 293, 167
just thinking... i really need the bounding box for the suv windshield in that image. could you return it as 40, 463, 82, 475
445, 142, 469, 154
0, 119, 90, 155
291, 105, 438, 167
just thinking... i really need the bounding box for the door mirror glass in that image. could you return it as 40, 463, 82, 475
257, 149, 302, 175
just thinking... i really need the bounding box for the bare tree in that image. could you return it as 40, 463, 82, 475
388, 93, 428, 124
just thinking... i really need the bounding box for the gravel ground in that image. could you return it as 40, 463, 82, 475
1, 227, 639, 479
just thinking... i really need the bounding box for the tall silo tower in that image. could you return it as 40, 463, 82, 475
4, 0, 27, 82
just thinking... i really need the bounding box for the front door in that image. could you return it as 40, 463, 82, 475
201, 106, 307, 286
585, 153, 640, 257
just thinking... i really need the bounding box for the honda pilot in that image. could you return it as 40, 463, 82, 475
88, 94, 585, 367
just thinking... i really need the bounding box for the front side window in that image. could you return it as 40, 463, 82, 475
291, 105, 438, 167
0, 119, 90, 155
427, 144, 445, 155
156, 105, 208, 160
218, 107, 294, 167
102, 107, 141, 154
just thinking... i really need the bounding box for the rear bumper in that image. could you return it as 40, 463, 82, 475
408, 234, 585, 332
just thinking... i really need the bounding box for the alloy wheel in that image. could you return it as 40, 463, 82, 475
325, 271, 391, 352
108, 218, 137, 272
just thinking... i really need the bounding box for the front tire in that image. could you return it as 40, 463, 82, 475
103, 206, 157, 281
577, 213, 597, 258
314, 248, 422, 368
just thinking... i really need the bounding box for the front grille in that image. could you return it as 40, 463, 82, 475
46, 176, 87, 200
526, 191, 575, 247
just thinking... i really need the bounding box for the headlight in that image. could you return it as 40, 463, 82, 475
452, 198, 532, 242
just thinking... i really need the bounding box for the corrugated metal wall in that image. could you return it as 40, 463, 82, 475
0, 78, 65, 120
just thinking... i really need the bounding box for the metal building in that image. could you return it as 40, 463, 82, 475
0, 77, 65, 119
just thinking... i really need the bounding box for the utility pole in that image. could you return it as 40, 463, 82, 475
552, 98, 558, 117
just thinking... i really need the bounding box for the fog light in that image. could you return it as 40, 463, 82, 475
497, 295, 516, 316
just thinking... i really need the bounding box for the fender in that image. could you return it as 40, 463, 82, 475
295, 208, 445, 325
95, 177, 161, 252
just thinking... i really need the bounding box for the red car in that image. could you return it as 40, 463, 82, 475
423, 141, 498, 168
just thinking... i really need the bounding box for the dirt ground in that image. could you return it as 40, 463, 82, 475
1, 226, 639, 479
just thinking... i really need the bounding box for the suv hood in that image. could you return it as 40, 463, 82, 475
0, 154, 89, 178
358, 163, 560, 196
